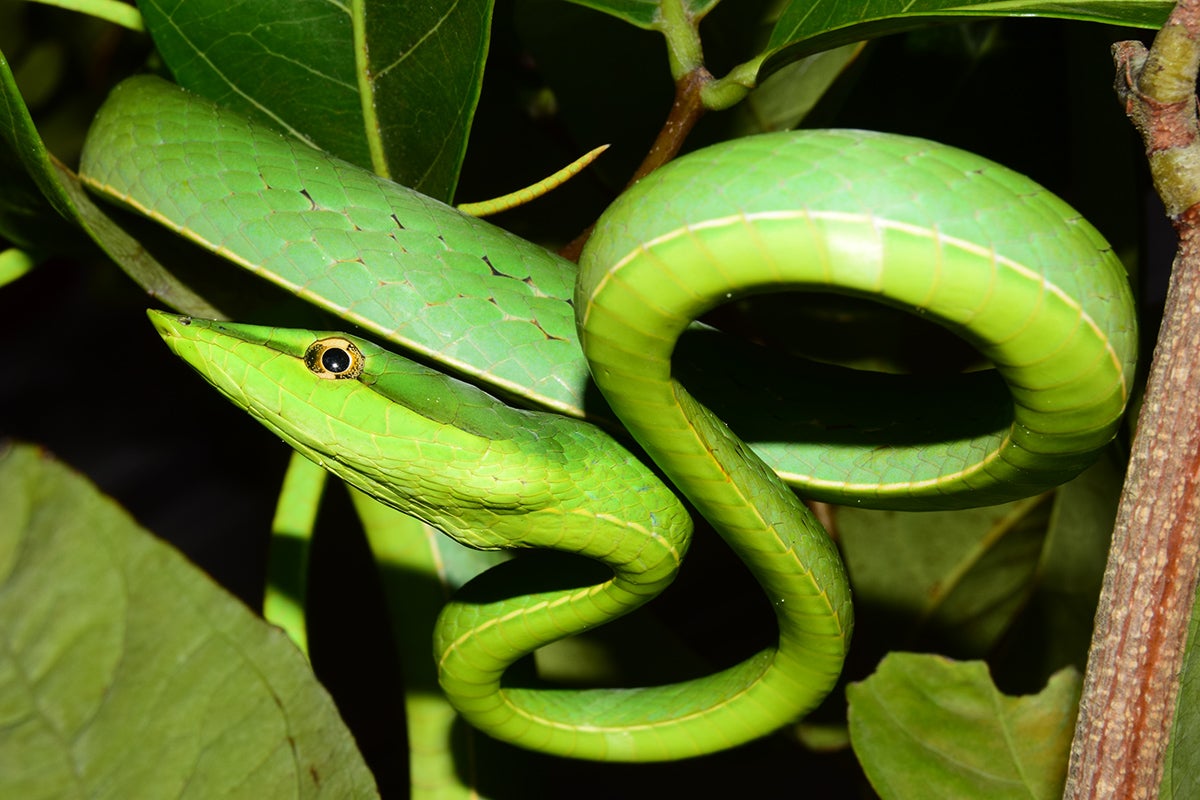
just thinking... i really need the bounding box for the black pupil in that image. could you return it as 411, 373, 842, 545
321, 347, 352, 374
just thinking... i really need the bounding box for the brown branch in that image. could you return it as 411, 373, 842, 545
1065, 2, 1200, 797
622, 66, 712, 186
558, 67, 711, 262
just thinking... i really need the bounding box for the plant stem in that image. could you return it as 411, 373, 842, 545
625, 66, 711, 186
558, 67, 711, 262
657, 0, 705, 79
1065, 2, 1200, 796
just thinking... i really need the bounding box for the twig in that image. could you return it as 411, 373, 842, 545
1065, 2, 1200, 796
558, 67, 711, 262
622, 66, 712, 186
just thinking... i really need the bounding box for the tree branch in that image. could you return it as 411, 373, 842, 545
1065, 2, 1200, 796
558, 67, 710, 262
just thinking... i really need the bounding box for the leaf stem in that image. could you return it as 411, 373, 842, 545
701, 55, 764, 111
656, 0, 705, 79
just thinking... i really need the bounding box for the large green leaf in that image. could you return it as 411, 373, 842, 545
0, 442, 378, 798
848, 654, 1080, 799
138, 0, 493, 200
761, 0, 1172, 78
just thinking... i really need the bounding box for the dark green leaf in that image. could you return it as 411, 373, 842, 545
138, 0, 369, 165
0, 43, 225, 314
839, 495, 1051, 656
996, 456, 1121, 682
0, 45, 82, 252
761, 0, 1171, 80
138, 0, 492, 200
360, 0, 494, 200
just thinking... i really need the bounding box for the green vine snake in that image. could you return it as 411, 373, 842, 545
80, 77, 1137, 762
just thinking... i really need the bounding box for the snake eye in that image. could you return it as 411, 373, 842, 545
304, 337, 365, 380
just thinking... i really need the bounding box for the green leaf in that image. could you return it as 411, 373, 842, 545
995, 457, 1121, 681
264, 451, 331, 657
0, 247, 34, 287
137, 0, 492, 200
839, 495, 1052, 656
27, 0, 144, 32
358, 0, 494, 201
560, 0, 719, 31
760, 0, 1172, 80
350, 489, 507, 799
0, 45, 83, 252
137, 0, 368, 162
848, 654, 1080, 800
727, 43, 864, 135
1163, 565, 1200, 797
0, 43, 228, 315
0, 442, 379, 799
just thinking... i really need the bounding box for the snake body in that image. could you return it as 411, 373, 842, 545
85, 78, 1137, 761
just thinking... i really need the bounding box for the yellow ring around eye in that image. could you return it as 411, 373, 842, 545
304, 337, 365, 380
